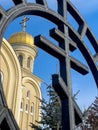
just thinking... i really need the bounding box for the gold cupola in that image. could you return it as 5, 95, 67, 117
8, 17, 34, 47
8, 31, 34, 47
8, 17, 37, 73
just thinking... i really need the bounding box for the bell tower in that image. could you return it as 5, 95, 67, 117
7, 17, 42, 130
8, 17, 37, 73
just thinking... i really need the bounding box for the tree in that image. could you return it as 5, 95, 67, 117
38, 85, 62, 130
76, 97, 98, 130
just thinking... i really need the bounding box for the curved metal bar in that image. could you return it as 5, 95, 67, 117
0, 1, 98, 129
67, 1, 84, 26
67, 23, 98, 87
67, 1, 98, 53
0, 3, 65, 43
0, 2, 98, 87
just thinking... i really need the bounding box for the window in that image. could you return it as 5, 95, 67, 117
31, 104, 34, 115
18, 55, 23, 67
25, 104, 28, 113
27, 90, 30, 99
27, 57, 32, 68
20, 101, 23, 110
20, 99, 24, 111
0, 71, 3, 83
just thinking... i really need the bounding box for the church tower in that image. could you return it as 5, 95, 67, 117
8, 17, 37, 73
0, 17, 42, 130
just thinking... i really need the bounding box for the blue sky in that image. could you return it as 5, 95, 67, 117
0, 0, 98, 111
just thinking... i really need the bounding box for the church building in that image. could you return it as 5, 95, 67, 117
0, 17, 42, 130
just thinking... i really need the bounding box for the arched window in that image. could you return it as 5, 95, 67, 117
25, 104, 28, 113
18, 55, 23, 67
20, 100, 23, 110
0, 71, 3, 83
27, 57, 32, 68
31, 103, 34, 115
27, 90, 30, 99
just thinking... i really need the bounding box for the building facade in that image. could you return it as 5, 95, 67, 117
0, 30, 42, 130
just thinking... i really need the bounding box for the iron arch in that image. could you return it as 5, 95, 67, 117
0, 3, 98, 88
0, 0, 98, 130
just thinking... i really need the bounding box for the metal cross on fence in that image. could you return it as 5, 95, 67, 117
0, 0, 98, 130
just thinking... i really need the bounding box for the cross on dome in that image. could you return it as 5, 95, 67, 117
20, 16, 29, 32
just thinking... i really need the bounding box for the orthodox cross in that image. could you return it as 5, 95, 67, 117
20, 17, 29, 32
0, 0, 98, 130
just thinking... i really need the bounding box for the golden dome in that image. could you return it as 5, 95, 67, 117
8, 31, 34, 46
